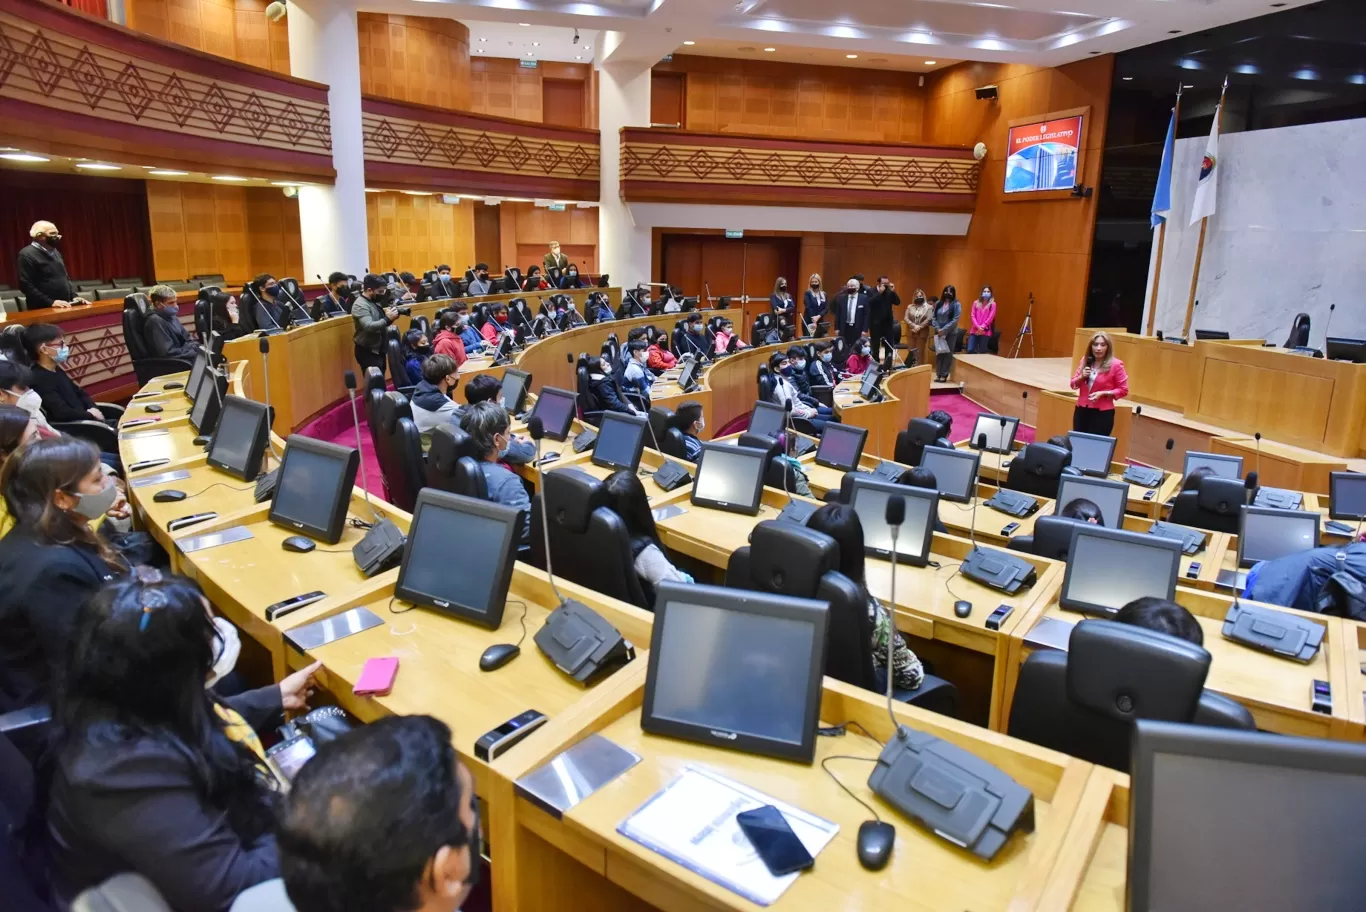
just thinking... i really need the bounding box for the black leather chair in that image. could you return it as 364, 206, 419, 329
738, 432, 800, 492
427, 425, 487, 499
1168, 476, 1249, 535
1007, 515, 1087, 561
370, 392, 424, 511
575, 354, 606, 428
726, 521, 959, 714
277, 278, 308, 320
384, 329, 416, 396
894, 417, 953, 467
751, 313, 779, 346
1284, 312, 1311, 348
122, 293, 194, 385
1003, 442, 1073, 500
409, 314, 431, 338
756, 366, 817, 437
603, 332, 620, 364
364, 368, 388, 457
193, 287, 219, 341
504, 267, 524, 291
1007, 620, 1254, 772
528, 468, 651, 610
363, 366, 386, 396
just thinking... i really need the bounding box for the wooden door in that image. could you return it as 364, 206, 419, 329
650, 72, 685, 127
542, 78, 585, 128
473, 203, 501, 269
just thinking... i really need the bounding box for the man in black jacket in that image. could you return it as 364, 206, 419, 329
16, 220, 86, 310
142, 285, 199, 361
867, 275, 901, 363
835, 278, 867, 349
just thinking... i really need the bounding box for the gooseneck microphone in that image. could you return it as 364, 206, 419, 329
343, 370, 380, 525
780, 399, 795, 499
1254, 432, 1262, 478
529, 416, 570, 607
969, 432, 987, 554
260, 336, 279, 457
884, 493, 905, 728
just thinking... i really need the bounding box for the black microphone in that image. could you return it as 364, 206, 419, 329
1163, 437, 1175, 480
969, 433, 987, 553
257, 337, 279, 458
1254, 432, 1262, 478
883, 493, 906, 727
343, 370, 379, 523
885, 493, 905, 527
529, 416, 568, 608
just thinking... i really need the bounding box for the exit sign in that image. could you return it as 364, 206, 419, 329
724, 229, 744, 239
548, 203, 566, 211
519, 59, 539, 69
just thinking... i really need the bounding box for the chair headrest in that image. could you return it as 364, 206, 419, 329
125, 292, 150, 314
1018, 442, 1071, 476
1196, 476, 1247, 515
544, 467, 608, 533
376, 392, 410, 433
745, 521, 838, 597
906, 417, 945, 445
364, 367, 385, 394
1031, 515, 1085, 560
738, 432, 780, 458
648, 406, 673, 440
1066, 620, 1211, 723
429, 425, 474, 472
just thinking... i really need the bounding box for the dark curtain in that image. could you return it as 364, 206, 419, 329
61, 0, 108, 18
0, 173, 153, 288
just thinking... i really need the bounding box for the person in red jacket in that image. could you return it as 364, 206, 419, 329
1070, 331, 1129, 436
480, 303, 510, 345
430, 311, 467, 368
646, 328, 676, 372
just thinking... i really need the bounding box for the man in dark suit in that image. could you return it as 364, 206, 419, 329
835, 278, 867, 348
867, 275, 901, 362
543, 241, 569, 274
16, 220, 86, 310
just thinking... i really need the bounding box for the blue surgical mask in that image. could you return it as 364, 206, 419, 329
795, 359, 806, 369
52, 344, 71, 364
821, 353, 832, 363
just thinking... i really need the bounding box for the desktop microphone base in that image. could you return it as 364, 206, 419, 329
960, 546, 1036, 595
535, 599, 635, 683
353, 518, 406, 577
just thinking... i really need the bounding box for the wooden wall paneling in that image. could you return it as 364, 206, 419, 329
499, 202, 599, 274
701, 237, 746, 300
469, 58, 544, 121
650, 71, 685, 126
797, 234, 824, 292
146, 182, 188, 282
473, 203, 501, 269
213, 189, 249, 283
364, 193, 475, 278
542, 79, 585, 128
661, 236, 703, 296
244, 189, 303, 281
357, 14, 470, 109
125, 0, 292, 73
821, 234, 932, 309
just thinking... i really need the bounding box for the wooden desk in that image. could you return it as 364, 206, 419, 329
1209, 436, 1347, 495
830, 365, 931, 458
542, 449, 695, 507
1339, 620, 1366, 741
490, 675, 1097, 912
1033, 388, 1135, 466
126, 454, 271, 572
1004, 586, 1351, 738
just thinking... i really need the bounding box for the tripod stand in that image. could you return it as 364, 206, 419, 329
1009, 293, 1035, 359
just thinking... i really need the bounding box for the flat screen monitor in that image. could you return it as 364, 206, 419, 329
971, 413, 1020, 454
1237, 506, 1320, 568
847, 476, 937, 566
500, 368, 530, 414
528, 386, 576, 442
395, 490, 519, 629
1329, 471, 1366, 521
268, 436, 359, 544
188, 367, 227, 435
641, 581, 829, 763
859, 368, 881, 400
1059, 525, 1181, 617
1183, 451, 1242, 480
677, 356, 701, 391
919, 445, 979, 503
1325, 336, 1366, 364
1128, 720, 1366, 912
185, 348, 208, 401
206, 395, 269, 481
691, 442, 767, 516
814, 423, 867, 471
592, 411, 648, 473
1067, 431, 1117, 476
1054, 475, 1130, 529
1193, 329, 1230, 341
748, 400, 786, 440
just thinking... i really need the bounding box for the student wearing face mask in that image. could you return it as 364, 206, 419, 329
205, 288, 248, 341
803, 273, 828, 335
768, 352, 831, 430
481, 304, 511, 345
467, 263, 493, 296
402, 328, 431, 386
677, 313, 708, 359
410, 354, 460, 449
0, 360, 56, 436
142, 285, 200, 362
967, 285, 997, 354
808, 341, 838, 387
247, 273, 289, 332
432, 264, 458, 298
670, 400, 705, 462
460, 402, 531, 543
622, 340, 654, 404
19, 324, 108, 424
844, 338, 874, 376
17, 220, 87, 310
447, 304, 484, 354
646, 329, 677, 371
312, 272, 352, 321
431, 311, 468, 368
560, 264, 583, 289
713, 319, 747, 355
457, 374, 534, 464
785, 346, 813, 396
588, 355, 638, 415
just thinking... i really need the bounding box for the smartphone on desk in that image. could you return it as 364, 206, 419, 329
736, 805, 814, 877
354, 657, 399, 697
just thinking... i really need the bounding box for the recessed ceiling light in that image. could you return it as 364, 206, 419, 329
365, 188, 382, 193
75, 162, 121, 170
401, 190, 431, 195
477, 49, 484, 53
583, 46, 590, 51
212, 175, 248, 181
575, 55, 582, 59
0, 152, 49, 163
924, 60, 937, 65
683, 40, 695, 45
532, 41, 539, 46
1122, 76, 1133, 81
270, 181, 302, 186
763, 47, 776, 52
518, 22, 529, 26
1182, 84, 1194, 89
846, 54, 858, 59
479, 37, 486, 42
526, 52, 534, 56
148, 169, 188, 176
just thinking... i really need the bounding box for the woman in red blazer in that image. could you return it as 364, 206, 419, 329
1070, 331, 1129, 436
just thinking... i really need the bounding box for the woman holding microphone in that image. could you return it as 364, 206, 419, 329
1070, 331, 1128, 435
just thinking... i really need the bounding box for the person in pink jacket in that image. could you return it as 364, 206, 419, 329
1070, 331, 1129, 436
966, 286, 996, 353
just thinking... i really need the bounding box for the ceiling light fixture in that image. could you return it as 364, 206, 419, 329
1122, 76, 1133, 81
518, 22, 529, 26
148, 169, 189, 176
0, 152, 49, 163
683, 40, 695, 45
846, 53, 858, 59
402, 190, 432, 195
1182, 84, 1194, 89
532, 41, 539, 46
763, 47, 775, 52
479, 37, 486, 42
924, 60, 936, 65
212, 175, 248, 181
75, 162, 121, 170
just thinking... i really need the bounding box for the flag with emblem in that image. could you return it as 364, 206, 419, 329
1189, 103, 1221, 225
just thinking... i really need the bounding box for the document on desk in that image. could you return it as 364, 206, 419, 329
617, 765, 837, 906
651, 504, 687, 522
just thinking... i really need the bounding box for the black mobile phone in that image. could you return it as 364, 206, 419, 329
736, 805, 813, 877
1311, 679, 1332, 715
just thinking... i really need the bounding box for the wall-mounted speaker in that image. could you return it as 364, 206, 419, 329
975, 85, 999, 101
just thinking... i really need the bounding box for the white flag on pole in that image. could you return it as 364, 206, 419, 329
1190, 102, 1220, 225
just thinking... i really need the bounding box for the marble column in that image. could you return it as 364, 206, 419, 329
597, 45, 653, 288
286, 0, 370, 279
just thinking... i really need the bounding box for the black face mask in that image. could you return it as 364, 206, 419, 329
478, 273, 489, 281
44, 235, 61, 249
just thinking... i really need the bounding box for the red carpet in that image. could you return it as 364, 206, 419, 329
930, 389, 1037, 446
298, 398, 389, 502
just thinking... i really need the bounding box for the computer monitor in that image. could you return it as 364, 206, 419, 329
1059, 525, 1181, 617
185, 348, 208, 401
1237, 506, 1320, 568
971, 413, 1020, 454
491, 331, 514, 362
500, 368, 530, 414
1182, 451, 1242, 480
748, 400, 786, 440
847, 476, 937, 566
528, 386, 576, 442
1066, 431, 1117, 476
188, 367, 227, 435
206, 395, 269, 481
859, 367, 881, 400
1054, 475, 1130, 529
677, 356, 700, 390
641, 581, 829, 763
394, 490, 520, 629
1325, 336, 1366, 364
1329, 471, 1366, 521
814, 423, 867, 472
591, 411, 648, 473
691, 442, 767, 516
268, 436, 360, 544
1193, 329, 1231, 341
1128, 720, 1366, 912
919, 445, 979, 503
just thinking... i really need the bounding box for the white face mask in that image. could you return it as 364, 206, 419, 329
696, 417, 705, 432
13, 389, 42, 415
207, 616, 240, 688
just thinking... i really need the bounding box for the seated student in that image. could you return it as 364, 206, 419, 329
677, 313, 709, 359
808, 341, 839, 387
451, 305, 485, 354
205, 289, 249, 341
430, 310, 467, 368
48, 569, 320, 911
431, 264, 459, 299
843, 338, 874, 376
1060, 497, 1103, 524
402, 328, 430, 386
410, 354, 460, 448
902, 466, 950, 534
247, 273, 289, 332
646, 328, 677, 372
770, 432, 814, 497
786, 346, 813, 396
480, 304, 510, 345
604, 469, 692, 600
142, 285, 199, 361
460, 401, 531, 542
768, 351, 832, 430
312, 272, 351, 321
0, 404, 41, 528
18, 324, 108, 424
0, 360, 56, 436
806, 504, 925, 692
588, 355, 638, 415
560, 264, 584, 289
670, 400, 705, 462
467, 263, 493, 296
713, 319, 747, 354
622, 340, 654, 404
458, 374, 534, 464
277, 715, 480, 912
524, 265, 550, 291
1046, 434, 1072, 452
1181, 465, 1214, 493
588, 293, 615, 323
1114, 595, 1204, 646
1244, 541, 1366, 612
927, 408, 954, 441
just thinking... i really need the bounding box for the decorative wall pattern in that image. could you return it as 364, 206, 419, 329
361, 97, 600, 200
619, 128, 980, 210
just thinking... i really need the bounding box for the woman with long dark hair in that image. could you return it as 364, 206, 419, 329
48, 569, 320, 910
205, 288, 248, 341
0, 403, 40, 534
931, 285, 961, 382
1069, 330, 1129, 436
604, 469, 690, 602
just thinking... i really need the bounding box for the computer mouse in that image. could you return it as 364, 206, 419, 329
479, 643, 520, 672
857, 820, 895, 871
153, 489, 187, 503
954, 599, 973, 618
281, 535, 317, 553
145, 404, 163, 413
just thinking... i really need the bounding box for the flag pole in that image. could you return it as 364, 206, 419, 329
1183, 76, 1228, 339
1146, 83, 1182, 336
